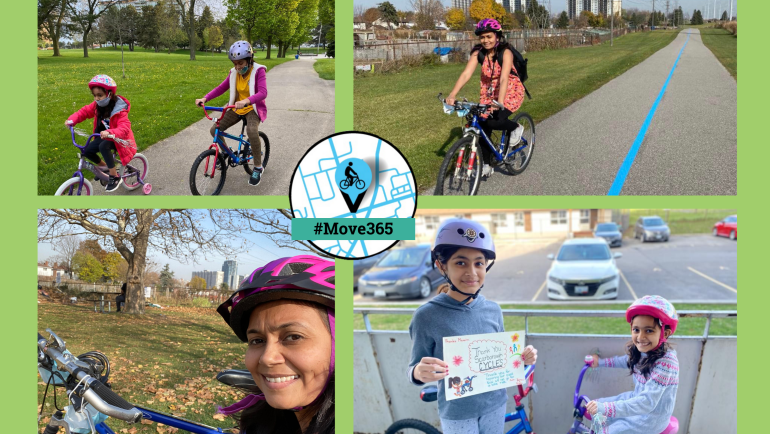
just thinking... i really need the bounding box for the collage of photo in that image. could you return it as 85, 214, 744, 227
29, 0, 742, 433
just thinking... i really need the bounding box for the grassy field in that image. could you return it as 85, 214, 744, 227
37, 48, 291, 195
624, 209, 736, 236
697, 26, 737, 79
354, 30, 681, 192
354, 303, 737, 335
313, 59, 336, 80
37, 300, 246, 432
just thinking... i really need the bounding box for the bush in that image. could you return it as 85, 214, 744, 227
357, 53, 441, 75
192, 297, 212, 308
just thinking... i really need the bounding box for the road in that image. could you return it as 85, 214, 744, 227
354, 234, 737, 304
431, 28, 737, 195
96, 55, 335, 196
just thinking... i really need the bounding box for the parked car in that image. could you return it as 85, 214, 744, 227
546, 238, 622, 300
353, 252, 386, 292
594, 222, 623, 247
358, 245, 444, 299
634, 216, 670, 242
713, 215, 737, 240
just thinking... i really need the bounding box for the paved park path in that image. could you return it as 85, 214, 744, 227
97, 55, 334, 196
454, 28, 737, 195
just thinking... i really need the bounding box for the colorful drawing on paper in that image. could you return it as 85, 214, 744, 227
442, 331, 526, 401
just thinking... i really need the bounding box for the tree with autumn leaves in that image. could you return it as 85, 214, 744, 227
469, 0, 506, 24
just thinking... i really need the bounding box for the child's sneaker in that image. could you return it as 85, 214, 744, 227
482, 164, 494, 178
249, 167, 264, 186
105, 175, 122, 192
509, 124, 525, 147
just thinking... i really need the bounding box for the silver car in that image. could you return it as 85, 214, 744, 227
546, 238, 622, 300
634, 216, 670, 242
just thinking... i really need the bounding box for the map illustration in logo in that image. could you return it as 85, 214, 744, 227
290, 132, 417, 259
335, 158, 372, 213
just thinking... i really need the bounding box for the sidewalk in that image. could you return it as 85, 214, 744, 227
96, 55, 334, 196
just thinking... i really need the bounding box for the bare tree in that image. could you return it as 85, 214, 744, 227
68, 0, 119, 57
208, 209, 335, 259
38, 209, 240, 314
410, 0, 444, 30
354, 4, 365, 19
174, 0, 200, 60
51, 234, 81, 275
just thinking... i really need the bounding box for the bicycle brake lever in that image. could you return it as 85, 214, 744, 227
46, 328, 66, 351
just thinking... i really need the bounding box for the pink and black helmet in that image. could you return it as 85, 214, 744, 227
88, 74, 117, 93
475, 18, 503, 36
217, 255, 335, 343
626, 295, 678, 350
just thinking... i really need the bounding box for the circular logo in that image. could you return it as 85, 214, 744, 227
289, 132, 417, 259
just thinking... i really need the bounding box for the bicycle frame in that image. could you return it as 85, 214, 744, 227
504, 364, 536, 434
202, 106, 253, 178
92, 406, 232, 433
64, 126, 144, 194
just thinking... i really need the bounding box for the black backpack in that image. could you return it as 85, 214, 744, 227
477, 45, 532, 100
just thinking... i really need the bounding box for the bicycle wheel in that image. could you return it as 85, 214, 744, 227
355, 179, 365, 189
385, 419, 442, 434
505, 113, 535, 175
243, 132, 271, 176
120, 152, 149, 191
189, 149, 228, 195
340, 179, 350, 190
54, 177, 93, 196
434, 136, 481, 196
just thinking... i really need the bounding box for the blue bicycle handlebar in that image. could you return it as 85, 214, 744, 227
203, 106, 223, 111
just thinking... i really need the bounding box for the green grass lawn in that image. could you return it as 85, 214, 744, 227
37, 48, 290, 195
624, 209, 736, 236
313, 58, 335, 80
697, 26, 737, 79
354, 30, 680, 192
354, 303, 737, 336
37, 301, 247, 432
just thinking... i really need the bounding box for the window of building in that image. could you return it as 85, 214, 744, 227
424, 216, 440, 230
551, 210, 567, 225
514, 212, 524, 227
580, 209, 590, 224
491, 213, 508, 227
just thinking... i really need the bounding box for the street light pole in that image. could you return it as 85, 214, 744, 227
610, 0, 614, 46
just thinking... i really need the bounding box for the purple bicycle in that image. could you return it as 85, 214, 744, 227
55, 126, 151, 196
385, 364, 537, 434
38, 329, 253, 434
568, 356, 679, 434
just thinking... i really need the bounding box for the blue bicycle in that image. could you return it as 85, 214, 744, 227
38, 329, 254, 434
189, 105, 271, 195
434, 93, 535, 196
384, 364, 537, 434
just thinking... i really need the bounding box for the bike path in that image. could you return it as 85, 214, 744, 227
465, 29, 737, 196
95, 55, 334, 196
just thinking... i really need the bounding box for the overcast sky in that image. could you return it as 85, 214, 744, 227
354, 0, 738, 18
38, 212, 310, 282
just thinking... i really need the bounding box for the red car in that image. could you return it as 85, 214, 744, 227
713, 215, 737, 240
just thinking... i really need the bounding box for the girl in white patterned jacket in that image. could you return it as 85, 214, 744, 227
585, 296, 680, 434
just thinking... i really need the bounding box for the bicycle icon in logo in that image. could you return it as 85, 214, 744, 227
339, 162, 366, 190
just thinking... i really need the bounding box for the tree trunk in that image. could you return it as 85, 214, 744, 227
119, 209, 153, 315
187, 5, 196, 60
266, 35, 272, 59
52, 33, 61, 56
82, 28, 90, 57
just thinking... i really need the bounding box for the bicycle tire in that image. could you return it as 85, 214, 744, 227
189, 149, 228, 195
243, 131, 271, 176
355, 179, 365, 189
505, 113, 536, 175
385, 418, 442, 434
434, 136, 481, 196
340, 179, 350, 190
55, 177, 93, 196
121, 152, 149, 191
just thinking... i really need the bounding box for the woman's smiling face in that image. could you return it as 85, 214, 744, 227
478, 31, 498, 50
244, 300, 331, 410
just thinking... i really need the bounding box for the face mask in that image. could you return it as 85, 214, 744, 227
237, 64, 249, 74
96, 96, 111, 107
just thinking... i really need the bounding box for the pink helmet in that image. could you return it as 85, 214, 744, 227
475, 18, 503, 36
217, 255, 334, 342
626, 295, 678, 350
88, 74, 117, 93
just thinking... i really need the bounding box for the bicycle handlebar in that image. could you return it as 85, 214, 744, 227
38, 331, 143, 424
437, 92, 499, 114
201, 103, 251, 121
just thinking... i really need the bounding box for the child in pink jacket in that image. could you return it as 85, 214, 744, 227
195, 41, 268, 186
65, 74, 137, 192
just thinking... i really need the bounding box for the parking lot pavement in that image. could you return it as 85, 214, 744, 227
354, 234, 737, 305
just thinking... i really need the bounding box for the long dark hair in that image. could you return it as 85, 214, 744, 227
95, 92, 118, 122
625, 324, 672, 379
237, 300, 335, 434
470, 33, 513, 67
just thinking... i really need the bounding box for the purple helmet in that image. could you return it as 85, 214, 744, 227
228, 40, 253, 61
475, 18, 503, 36
432, 218, 496, 260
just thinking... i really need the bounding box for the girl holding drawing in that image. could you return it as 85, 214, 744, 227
407, 219, 537, 434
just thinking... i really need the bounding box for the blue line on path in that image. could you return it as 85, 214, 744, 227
607, 31, 690, 196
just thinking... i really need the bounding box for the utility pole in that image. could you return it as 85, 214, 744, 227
729, 0, 733, 20
610, 0, 614, 46
652, 0, 655, 28
665, 0, 670, 26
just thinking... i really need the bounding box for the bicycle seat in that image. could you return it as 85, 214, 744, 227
216, 369, 261, 393
660, 416, 679, 434
420, 385, 437, 402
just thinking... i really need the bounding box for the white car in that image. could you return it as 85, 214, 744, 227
546, 238, 622, 300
